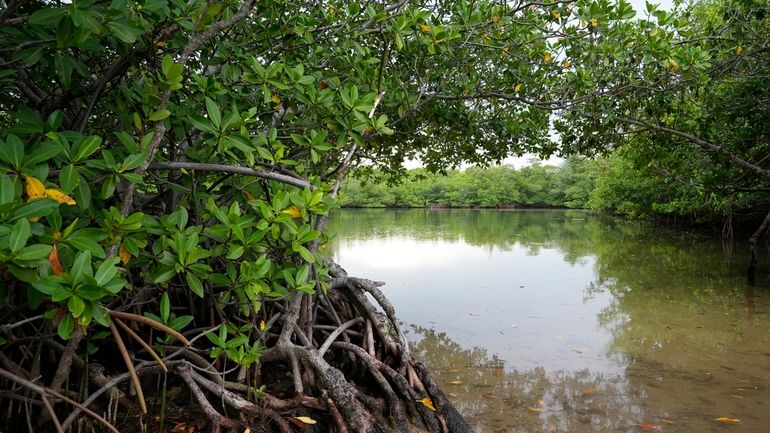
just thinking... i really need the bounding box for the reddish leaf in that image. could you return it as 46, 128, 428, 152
635, 423, 661, 431
49, 244, 63, 276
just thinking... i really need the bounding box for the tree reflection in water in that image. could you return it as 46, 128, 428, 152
329, 209, 770, 432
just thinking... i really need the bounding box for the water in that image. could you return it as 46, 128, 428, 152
327, 209, 770, 433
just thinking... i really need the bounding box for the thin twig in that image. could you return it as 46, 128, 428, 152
109, 319, 147, 413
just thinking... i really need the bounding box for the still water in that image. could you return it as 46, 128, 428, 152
327, 209, 770, 433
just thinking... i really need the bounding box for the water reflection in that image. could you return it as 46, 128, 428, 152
328, 209, 770, 432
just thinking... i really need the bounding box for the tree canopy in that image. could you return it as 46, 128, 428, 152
1, 0, 769, 431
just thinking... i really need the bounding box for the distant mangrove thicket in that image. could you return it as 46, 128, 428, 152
342, 149, 769, 226
340, 159, 598, 209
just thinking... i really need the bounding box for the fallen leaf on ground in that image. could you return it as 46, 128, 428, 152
634, 423, 661, 431
714, 417, 740, 424
417, 397, 436, 411
294, 416, 317, 424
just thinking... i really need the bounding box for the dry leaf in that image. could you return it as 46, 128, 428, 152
417, 397, 436, 411
448, 380, 464, 385
714, 417, 740, 424
581, 386, 597, 395
294, 416, 317, 424
283, 206, 302, 218
660, 419, 676, 425
45, 189, 76, 205
447, 368, 461, 373
527, 407, 543, 413
49, 244, 63, 276
119, 244, 131, 264
634, 423, 661, 431
482, 392, 496, 399
25, 176, 46, 200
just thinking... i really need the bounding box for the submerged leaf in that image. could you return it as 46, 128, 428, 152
635, 423, 661, 431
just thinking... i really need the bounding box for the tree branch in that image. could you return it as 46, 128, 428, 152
149, 161, 314, 189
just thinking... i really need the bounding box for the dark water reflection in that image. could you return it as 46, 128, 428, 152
327, 209, 770, 433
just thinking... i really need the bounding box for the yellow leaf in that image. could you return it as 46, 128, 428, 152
492, 15, 500, 24
283, 206, 302, 218
25, 176, 46, 200
259, 320, 266, 331
419, 23, 431, 33
543, 52, 552, 63
550, 11, 560, 19
294, 416, 317, 424
243, 191, 255, 201
45, 189, 77, 205
580, 20, 587, 28
119, 244, 132, 265
562, 59, 571, 68
736, 46, 743, 55
417, 397, 436, 411
514, 83, 522, 93
528, 407, 543, 413
590, 18, 598, 27
271, 95, 281, 104
650, 28, 660, 37
714, 417, 740, 424
448, 380, 464, 385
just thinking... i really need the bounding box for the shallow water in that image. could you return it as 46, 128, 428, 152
328, 209, 770, 433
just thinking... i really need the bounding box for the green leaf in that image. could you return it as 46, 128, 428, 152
58, 314, 74, 340
226, 245, 244, 260
205, 97, 221, 129
12, 199, 58, 221
59, 164, 79, 192
9, 219, 31, 254
65, 236, 105, 258
94, 257, 120, 286
186, 272, 204, 297
15, 244, 53, 261
0, 134, 24, 168
68, 296, 85, 317
121, 154, 146, 171
0, 174, 15, 204
72, 135, 102, 162
148, 109, 171, 121
71, 251, 93, 279
160, 292, 170, 323
29, 7, 67, 26
27, 143, 63, 165
107, 19, 144, 43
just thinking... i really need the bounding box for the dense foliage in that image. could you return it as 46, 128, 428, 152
1, 0, 769, 430
340, 159, 598, 209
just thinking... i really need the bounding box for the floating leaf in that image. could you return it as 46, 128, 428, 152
448, 380, 464, 385
294, 416, 317, 425
49, 244, 63, 276
635, 423, 661, 431
660, 419, 677, 425
527, 407, 543, 413
482, 392, 496, 399
570, 348, 584, 354
45, 189, 76, 205
25, 176, 46, 199
417, 396, 436, 411
714, 417, 740, 424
